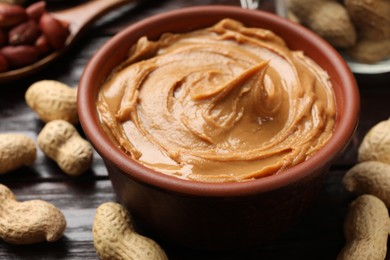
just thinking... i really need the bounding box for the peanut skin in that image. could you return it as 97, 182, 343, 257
337, 194, 390, 260
25, 80, 78, 124
0, 45, 39, 68
38, 120, 93, 176
39, 13, 69, 50
343, 161, 390, 208
0, 3, 27, 28
8, 19, 40, 45
0, 1, 26, 5
34, 34, 51, 55
0, 2, 70, 72
0, 184, 66, 244
0, 53, 8, 72
0, 133, 36, 174
26, 1, 46, 21
93, 202, 168, 260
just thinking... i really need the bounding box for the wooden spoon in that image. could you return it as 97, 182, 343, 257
0, 0, 137, 83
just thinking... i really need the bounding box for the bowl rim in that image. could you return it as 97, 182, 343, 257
78, 5, 360, 197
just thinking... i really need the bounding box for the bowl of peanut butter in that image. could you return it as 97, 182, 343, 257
78, 5, 359, 250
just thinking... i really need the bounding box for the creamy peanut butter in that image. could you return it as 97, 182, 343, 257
97, 19, 336, 182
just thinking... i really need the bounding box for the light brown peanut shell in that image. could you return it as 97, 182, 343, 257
25, 80, 78, 124
358, 117, 390, 164
93, 202, 168, 260
347, 37, 390, 63
288, 0, 356, 48
337, 194, 390, 260
0, 184, 66, 244
343, 161, 390, 208
38, 120, 93, 176
0, 133, 36, 174
345, 0, 390, 40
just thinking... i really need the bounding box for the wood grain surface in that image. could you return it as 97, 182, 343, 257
0, 0, 389, 259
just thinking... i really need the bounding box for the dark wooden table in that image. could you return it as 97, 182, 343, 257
0, 0, 389, 259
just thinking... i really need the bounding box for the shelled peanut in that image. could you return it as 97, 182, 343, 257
0, 1, 26, 5
0, 1, 70, 72
287, 0, 390, 63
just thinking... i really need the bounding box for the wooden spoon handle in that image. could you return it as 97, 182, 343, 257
53, 0, 137, 41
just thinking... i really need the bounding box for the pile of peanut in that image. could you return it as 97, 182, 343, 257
0, 1, 70, 72
1, 80, 92, 176
338, 118, 390, 259
0, 79, 168, 258
287, 0, 390, 63
0, 80, 91, 245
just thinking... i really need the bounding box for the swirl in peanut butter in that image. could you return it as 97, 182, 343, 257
97, 19, 336, 182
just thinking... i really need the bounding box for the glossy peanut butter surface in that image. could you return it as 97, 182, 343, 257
96, 19, 336, 182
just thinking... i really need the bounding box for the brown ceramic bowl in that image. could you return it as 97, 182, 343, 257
78, 5, 359, 250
